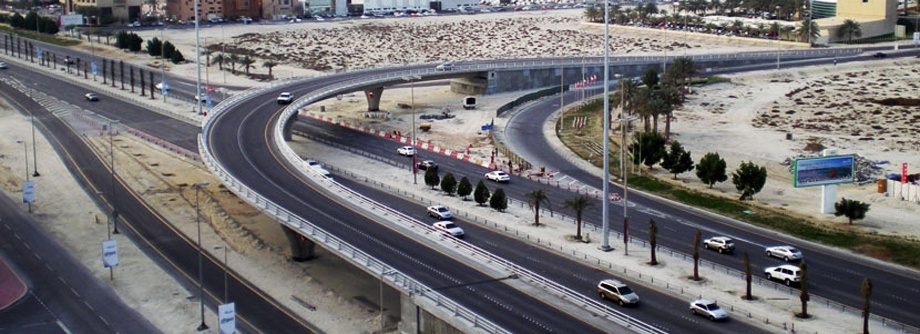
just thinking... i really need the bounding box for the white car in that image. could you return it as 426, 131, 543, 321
155, 82, 169, 92
484, 170, 510, 182
277, 92, 294, 104
435, 62, 454, 71
433, 221, 464, 238
304, 159, 332, 178
766, 245, 803, 262
703, 236, 735, 254
396, 146, 416, 156
0, 62, 7, 69
764, 264, 802, 286
690, 299, 729, 321
427, 205, 452, 220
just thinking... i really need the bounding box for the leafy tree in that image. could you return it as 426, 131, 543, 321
263, 61, 278, 77
127, 34, 143, 52
457, 177, 472, 200
661, 140, 694, 179
696, 152, 728, 188
424, 167, 440, 189
162, 41, 177, 60
692, 230, 701, 280
834, 198, 870, 224
743, 251, 753, 300
862, 277, 872, 334
837, 19, 862, 44
228, 54, 240, 74
440, 172, 457, 195
115, 31, 130, 49
524, 189, 551, 226
170, 50, 185, 64
796, 17, 821, 45
799, 259, 810, 318
146, 37, 163, 57
474, 180, 490, 206
732, 161, 767, 200
629, 131, 667, 169
562, 195, 593, 240
584, 7, 601, 22
649, 219, 658, 265
489, 188, 508, 212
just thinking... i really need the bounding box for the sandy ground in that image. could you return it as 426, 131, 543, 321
1, 8, 918, 334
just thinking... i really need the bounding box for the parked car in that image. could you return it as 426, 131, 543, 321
84, 93, 99, 101
426, 205, 452, 220
765, 245, 803, 262
484, 170, 510, 182
435, 62, 454, 71
416, 160, 438, 171
690, 299, 729, 321
872, 52, 887, 58
703, 236, 735, 254
396, 146, 416, 156
432, 221, 464, 238
764, 264, 801, 286
597, 279, 640, 306
277, 92, 294, 104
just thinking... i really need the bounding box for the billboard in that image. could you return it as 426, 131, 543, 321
793, 155, 855, 187
58, 14, 84, 27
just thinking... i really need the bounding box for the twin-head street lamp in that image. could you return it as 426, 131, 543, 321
194, 181, 210, 331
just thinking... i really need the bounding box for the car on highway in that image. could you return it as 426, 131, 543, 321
277, 92, 294, 104
432, 221, 464, 238
416, 160, 438, 171
426, 205, 452, 220
304, 159, 332, 178
155, 82, 169, 92
84, 93, 99, 101
872, 52, 887, 58
194, 93, 209, 102
764, 264, 801, 286
597, 279, 639, 306
435, 62, 454, 71
702, 236, 735, 254
396, 146, 416, 156
484, 170, 510, 182
689, 299, 729, 321
766, 245, 802, 262
0, 62, 7, 69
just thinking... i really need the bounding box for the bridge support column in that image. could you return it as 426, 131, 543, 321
398, 292, 462, 334
364, 87, 384, 112
280, 225, 316, 261
282, 113, 297, 141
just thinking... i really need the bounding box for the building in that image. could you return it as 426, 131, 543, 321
72, 0, 144, 24
166, 0, 262, 22
814, 0, 898, 43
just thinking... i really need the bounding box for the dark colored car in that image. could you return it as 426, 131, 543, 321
417, 160, 438, 171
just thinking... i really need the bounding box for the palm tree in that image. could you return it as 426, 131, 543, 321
263, 61, 278, 77
228, 54, 240, 74
212, 53, 225, 71
837, 19, 862, 44
562, 196, 593, 240
796, 18, 821, 45
861, 277, 872, 334
743, 251, 752, 300
648, 219, 659, 265
799, 259, 810, 318
525, 189, 551, 226
241, 55, 256, 74
692, 230, 701, 280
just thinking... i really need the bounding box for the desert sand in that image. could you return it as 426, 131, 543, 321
1, 8, 918, 334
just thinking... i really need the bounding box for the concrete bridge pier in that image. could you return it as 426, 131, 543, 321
364, 86, 384, 111
282, 112, 297, 141
281, 225, 316, 261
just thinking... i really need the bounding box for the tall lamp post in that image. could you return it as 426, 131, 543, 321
775, 5, 781, 70
600, 0, 613, 252
194, 0, 203, 115
30, 87, 39, 177
160, 28, 167, 103
214, 245, 228, 303
614, 75, 638, 256
17, 140, 31, 213
194, 181, 210, 331
402, 75, 421, 184
108, 120, 120, 234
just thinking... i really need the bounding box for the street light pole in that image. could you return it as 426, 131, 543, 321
17, 140, 31, 213
600, 0, 613, 252
215, 245, 228, 303
402, 75, 421, 184
194, 0, 203, 115
109, 120, 120, 234
30, 104, 39, 177
160, 28, 166, 103
195, 181, 210, 331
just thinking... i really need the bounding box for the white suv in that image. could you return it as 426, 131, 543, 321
764, 264, 802, 286
703, 236, 735, 254
597, 279, 639, 306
